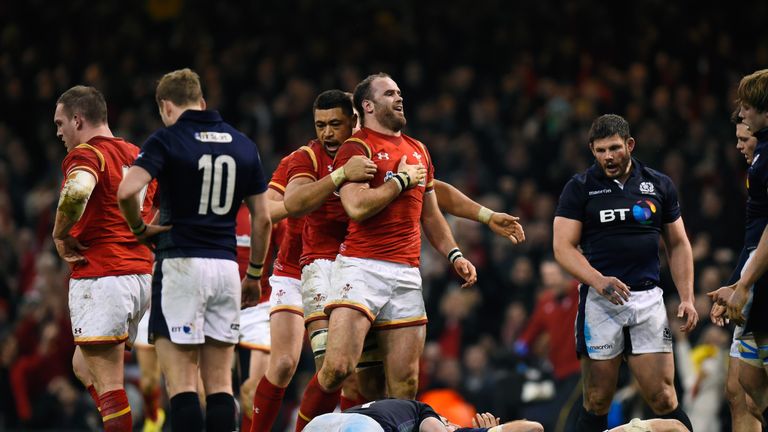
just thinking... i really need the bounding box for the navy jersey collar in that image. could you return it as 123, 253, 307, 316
178, 110, 223, 123
755, 127, 768, 144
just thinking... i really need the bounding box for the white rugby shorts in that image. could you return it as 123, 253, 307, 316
326, 255, 427, 329
69, 274, 151, 347
150, 257, 240, 345
269, 275, 303, 317
301, 259, 334, 324
238, 302, 271, 352
576, 285, 672, 359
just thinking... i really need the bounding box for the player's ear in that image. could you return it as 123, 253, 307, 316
626, 137, 636, 152
363, 99, 374, 114
200, 98, 207, 110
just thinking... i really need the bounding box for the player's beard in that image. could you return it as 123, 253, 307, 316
601, 154, 631, 179
375, 103, 406, 132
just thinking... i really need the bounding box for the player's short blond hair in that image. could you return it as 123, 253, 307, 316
156, 68, 203, 107
737, 69, 768, 112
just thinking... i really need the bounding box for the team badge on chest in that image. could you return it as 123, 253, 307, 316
639, 182, 655, 195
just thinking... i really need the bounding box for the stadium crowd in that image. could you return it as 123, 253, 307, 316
1, 0, 766, 430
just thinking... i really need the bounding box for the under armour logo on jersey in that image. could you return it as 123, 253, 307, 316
412, 152, 422, 161
327, 164, 333, 172
377, 152, 390, 160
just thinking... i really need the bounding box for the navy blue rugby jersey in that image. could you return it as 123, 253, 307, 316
134, 110, 267, 260
555, 158, 680, 289
744, 128, 768, 249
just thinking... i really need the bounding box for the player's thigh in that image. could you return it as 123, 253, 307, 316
269, 275, 304, 316
326, 256, 393, 322
268, 310, 305, 360
154, 336, 199, 397
627, 288, 672, 356
135, 345, 161, 388
248, 349, 270, 383
80, 342, 126, 389
151, 257, 210, 344
69, 274, 149, 346
202, 258, 242, 344
199, 338, 235, 395
581, 356, 623, 403
325, 307, 372, 365
626, 352, 676, 404
302, 259, 334, 324
378, 324, 426, 380
374, 265, 427, 330
576, 284, 631, 360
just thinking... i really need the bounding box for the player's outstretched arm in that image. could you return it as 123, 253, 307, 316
53, 169, 96, 265
339, 156, 425, 222
553, 216, 630, 304
433, 180, 525, 244
661, 218, 698, 333
421, 191, 476, 288
284, 155, 376, 217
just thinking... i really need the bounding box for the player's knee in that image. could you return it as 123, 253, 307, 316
321, 358, 356, 389
583, 388, 613, 413
738, 374, 765, 404
647, 387, 677, 414
387, 374, 418, 399
271, 353, 299, 383
725, 376, 744, 408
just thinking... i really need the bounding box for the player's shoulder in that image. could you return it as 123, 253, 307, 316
637, 161, 675, 188
342, 131, 373, 157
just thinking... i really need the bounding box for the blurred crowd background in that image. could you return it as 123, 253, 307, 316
1, 0, 766, 430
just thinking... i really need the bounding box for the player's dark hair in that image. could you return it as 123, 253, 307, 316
730, 108, 743, 125
156, 68, 203, 107
353, 72, 391, 126
56, 85, 108, 125
313, 90, 354, 117
737, 69, 768, 113
588, 114, 631, 145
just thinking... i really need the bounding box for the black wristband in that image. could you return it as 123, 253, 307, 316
130, 221, 147, 236
399, 171, 412, 188
392, 174, 407, 192
448, 247, 463, 263
249, 261, 264, 269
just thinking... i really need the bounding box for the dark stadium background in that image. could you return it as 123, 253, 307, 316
1, 0, 767, 430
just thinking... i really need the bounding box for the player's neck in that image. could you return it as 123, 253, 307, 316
364, 121, 401, 137
616, 159, 633, 184
79, 125, 114, 143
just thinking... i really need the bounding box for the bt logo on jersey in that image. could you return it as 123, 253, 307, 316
599, 208, 631, 223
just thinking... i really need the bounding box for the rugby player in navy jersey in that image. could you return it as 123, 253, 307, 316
711, 69, 768, 420
303, 399, 543, 432
553, 114, 697, 432
118, 68, 271, 432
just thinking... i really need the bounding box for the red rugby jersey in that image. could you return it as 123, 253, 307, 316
286, 139, 349, 267
235, 203, 286, 303
270, 153, 304, 279
61, 136, 157, 278
333, 128, 434, 267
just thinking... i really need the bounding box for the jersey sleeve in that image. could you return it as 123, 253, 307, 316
287, 148, 318, 183
246, 146, 268, 196
416, 401, 441, 424
554, 177, 586, 220
269, 154, 292, 194
422, 143, 435, 192
332, 140, 369, 171
133, 131, 168, 178
660, 175, 681, 224
62, 145, 104, 181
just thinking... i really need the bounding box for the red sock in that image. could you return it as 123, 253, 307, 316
142, 387, 160, 421
241, 411, 252, 432
339, 395, 357, 411
251, 376, 286, 432
87, 385, 101, 413
295, 373, 340, 432
99, 389, 132, 432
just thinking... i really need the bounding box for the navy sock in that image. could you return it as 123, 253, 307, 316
575, 405, 607, 432
658, 405, 693, 431
170, 392, 203, 432
206, 392, 235, 432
